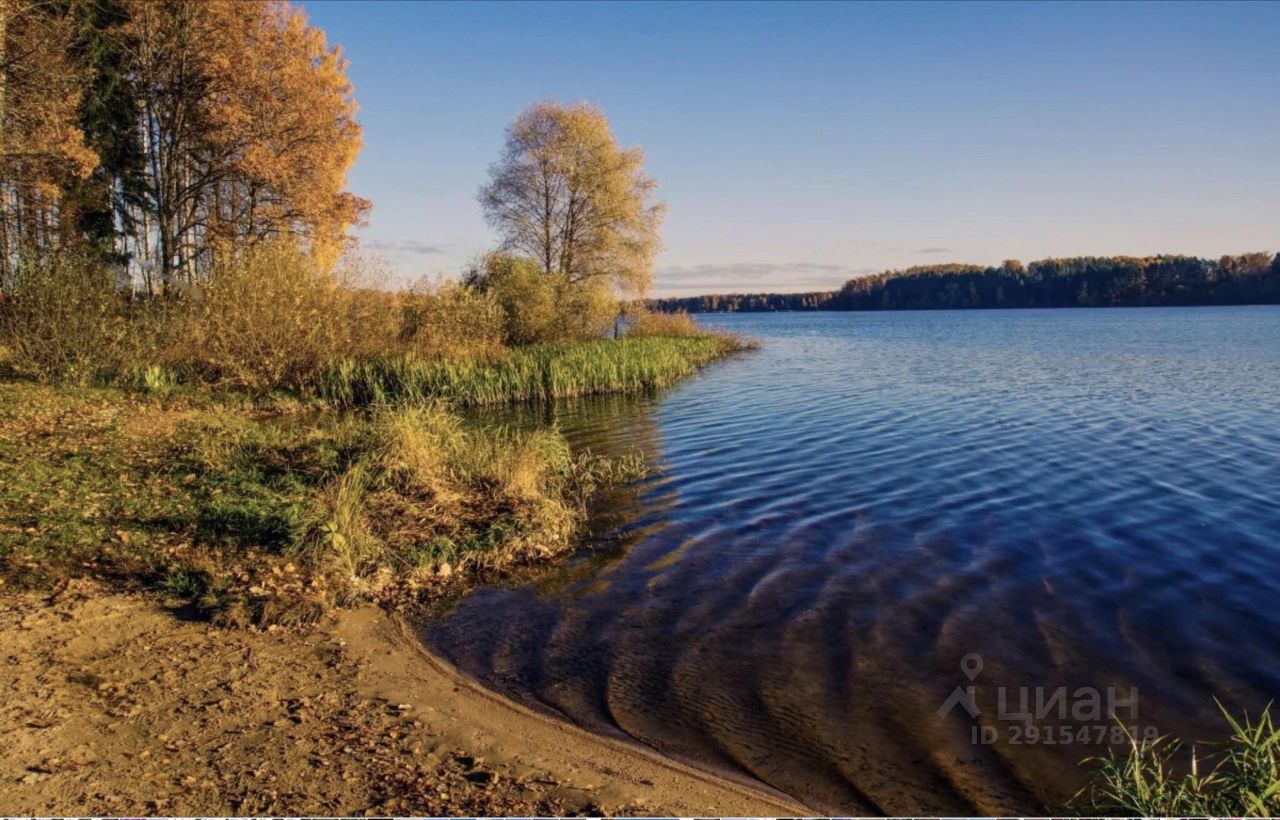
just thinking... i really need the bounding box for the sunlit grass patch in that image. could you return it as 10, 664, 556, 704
293, 405, 647, 600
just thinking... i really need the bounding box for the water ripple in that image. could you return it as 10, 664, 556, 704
426, 307, 1280, 815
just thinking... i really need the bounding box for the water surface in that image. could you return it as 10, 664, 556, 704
425, 307, 1280, 814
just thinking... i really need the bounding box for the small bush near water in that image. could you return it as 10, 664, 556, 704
624, 308, 704, 338
295, 405, 639, 587
1077, 703, 1280, 816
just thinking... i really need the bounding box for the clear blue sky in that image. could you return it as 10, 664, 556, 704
301, 0, 1279, 296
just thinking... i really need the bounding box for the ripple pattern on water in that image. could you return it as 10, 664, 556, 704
425, 307, 1280, 815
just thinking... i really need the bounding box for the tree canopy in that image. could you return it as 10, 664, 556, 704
0, 0, 368, 292
479, 101, 664, 297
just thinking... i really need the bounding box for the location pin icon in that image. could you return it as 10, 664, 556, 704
961, 653, 983, 681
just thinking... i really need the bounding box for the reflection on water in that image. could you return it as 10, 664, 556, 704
424, 307, 1280, 815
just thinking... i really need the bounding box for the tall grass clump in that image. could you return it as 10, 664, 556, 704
1078, 703, 1280, 816
294, 405, 641, 598
312, 335, 740, 408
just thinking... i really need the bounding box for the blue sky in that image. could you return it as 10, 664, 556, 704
301, 0, 1280, 295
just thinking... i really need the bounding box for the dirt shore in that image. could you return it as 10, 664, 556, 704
0, 579, 806, 816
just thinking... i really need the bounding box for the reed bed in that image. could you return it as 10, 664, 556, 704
311, 335, 740, 408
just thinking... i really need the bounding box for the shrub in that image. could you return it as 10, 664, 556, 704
399, 279, 506, 357
467, 252, 618, 344
626, 308, 702, 338
467, 254, 559, 345
171, 240, 412, 392
556, 278, 617, 341
0, 252, 130, 384
179, 241, 355, 390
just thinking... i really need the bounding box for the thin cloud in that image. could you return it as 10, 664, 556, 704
654, 261, 880, 295
914, 246, 952, 255
367, 239, 452, 256
658, 262, 876, 280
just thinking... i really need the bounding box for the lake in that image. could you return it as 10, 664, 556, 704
423, 306, 1280, 815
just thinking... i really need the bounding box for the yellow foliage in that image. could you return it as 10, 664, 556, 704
0, 0, 97, 245
469, 252, 618, 344
626, 309, 703, 338
480, 101, 665, 297
181, 241, 397, 391
400, 278, 507, 358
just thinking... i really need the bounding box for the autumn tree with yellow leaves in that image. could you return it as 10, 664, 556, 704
0, 0, 98, 282
0, 0, 367, 293
480, 101, 665, 298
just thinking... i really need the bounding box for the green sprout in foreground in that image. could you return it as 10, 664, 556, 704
1077, 701, 1279, 817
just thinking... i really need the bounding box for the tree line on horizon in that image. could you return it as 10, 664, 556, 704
648, 253, 1280, 313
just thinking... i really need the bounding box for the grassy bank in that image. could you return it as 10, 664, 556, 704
0, 381, 648, 624
0, 243, 748, 620
311, 335, 742, 408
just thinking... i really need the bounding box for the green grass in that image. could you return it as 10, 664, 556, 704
310, 336, 741, 408
1077, 703, 1280, 816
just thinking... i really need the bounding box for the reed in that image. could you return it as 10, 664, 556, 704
1077, 702, 1279, 816
310, 335, 741, 408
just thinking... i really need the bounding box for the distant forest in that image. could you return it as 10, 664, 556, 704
649, 253, 1280, 313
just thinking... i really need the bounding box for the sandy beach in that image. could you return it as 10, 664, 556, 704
0, 579, 806, 817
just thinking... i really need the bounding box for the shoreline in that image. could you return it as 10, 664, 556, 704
396, 617, 811, 816
0, 580, 807, 816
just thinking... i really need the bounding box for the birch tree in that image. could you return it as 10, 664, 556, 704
479, 101, 664, 296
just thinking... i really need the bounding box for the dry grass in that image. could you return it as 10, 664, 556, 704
0, 382, 648, 622
625, 308, 703, 338
295, 405, 602, 598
